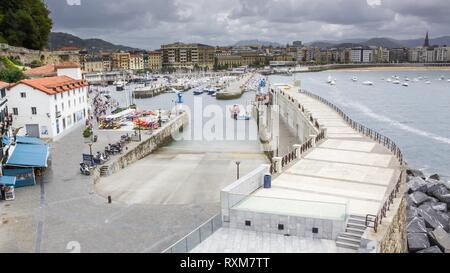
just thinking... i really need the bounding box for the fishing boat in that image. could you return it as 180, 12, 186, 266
402, 82, 409, 87
363, 81, 373, 86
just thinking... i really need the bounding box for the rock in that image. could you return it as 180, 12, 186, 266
428, 228, 450, 253
407, 177, 428, 193
418, 204, 450, 232
429, 174, 441, 181
410, 192, 431, 206
407, 206, 419, 221
428, 184, 450, 205
408, 233, 430, 252
407, 169, 426, 179
417, 246, 443, 253
406, 194, 417, 207
407, 217, 427, 233
426, 180, 440, 194
422, 201, 448, 212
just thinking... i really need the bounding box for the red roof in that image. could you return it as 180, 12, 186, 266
24, 64, 57, 77
0, 81, 9, 88
9, 76, 88, 95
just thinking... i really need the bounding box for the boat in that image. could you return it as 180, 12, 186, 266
362, 81, 373, 86
114, 80, 127, 91
330, 80, 336, 86
386, 78, 392, 82
393, 80, 401, 85
193, 88, 203, 95
425, 81, 432, 84
352, 77, 358, 82
402, 82, 409, 87
326, 75, 333, 84
405, 78, 410, 82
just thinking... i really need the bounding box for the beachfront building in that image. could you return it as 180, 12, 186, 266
7, 64, 89, 140
161, 42, 215, 70
83, 56, 104, 73
351, 47, 373, 63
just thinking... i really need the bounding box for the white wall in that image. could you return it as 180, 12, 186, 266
8, 83, 89, 140
57, 67, 82, 80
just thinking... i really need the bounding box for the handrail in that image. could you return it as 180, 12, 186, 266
298, 89, 406, 233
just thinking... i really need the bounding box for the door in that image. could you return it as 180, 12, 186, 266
26, 124, 40, 137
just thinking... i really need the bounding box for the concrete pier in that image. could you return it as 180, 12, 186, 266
133, 84, 169, 99
216, 74, 252, 100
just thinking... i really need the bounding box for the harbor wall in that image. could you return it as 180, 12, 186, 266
93, 112, 188, 182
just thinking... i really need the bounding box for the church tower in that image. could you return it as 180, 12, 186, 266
423, 32, 430, 47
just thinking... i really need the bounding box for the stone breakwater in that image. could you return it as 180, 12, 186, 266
405, 169, 450, 253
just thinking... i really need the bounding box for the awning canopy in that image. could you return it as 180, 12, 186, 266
2, 136, 48, 146
0, 176, 17, 186
6, 143, 49, 168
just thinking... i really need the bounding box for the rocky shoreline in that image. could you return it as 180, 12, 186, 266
406, 169, 450, 253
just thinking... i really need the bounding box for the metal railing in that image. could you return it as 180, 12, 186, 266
162, 214, 222, 253
298, 90, 406, 233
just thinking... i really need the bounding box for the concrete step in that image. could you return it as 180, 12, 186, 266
348, 218, 366, 225
337, 235, 361, 245
349, 215, 366, 221
339, 232, 362, 240
346, 227, 365, 234
336, 241, 360, 250
347, 222, 367, 230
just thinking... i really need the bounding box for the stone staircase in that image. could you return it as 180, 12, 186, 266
336, 215, 367, 250
99, 165, 110, 177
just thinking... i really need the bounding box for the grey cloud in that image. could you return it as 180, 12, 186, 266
44, 0, 450, 49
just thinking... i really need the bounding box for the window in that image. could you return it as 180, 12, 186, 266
55, 105, 58, 112
68, 100, 71, 108
20, 92, 26, 98
54, 94, 57, 100
13, 108, 18, 115
1, 89, 5, 98
61, 103, 64, 111
74, 99, 76, 107
61, 93, 64, 99
31, 107, 37, 115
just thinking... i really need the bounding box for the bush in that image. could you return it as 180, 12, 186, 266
83, 127, 93, 138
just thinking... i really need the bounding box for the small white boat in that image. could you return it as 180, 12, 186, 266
330, 80, 336, 86
405, 78, 410, 82
425, 81, 432, 84
447, 79, 450, 82
393, 80, 401, 84
386, 78, 392, 82
363, 81, 373, 86
440, 76, 445, 80
352, 77, 358, 82
326, 75, 333, 84
402, 82, 409, 87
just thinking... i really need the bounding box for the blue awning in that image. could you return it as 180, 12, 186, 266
6, 143, 49, 168
2, 136, 47, 146
0, 176, 16, 186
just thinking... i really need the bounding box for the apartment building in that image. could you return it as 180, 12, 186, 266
161, 43, 215, 70
129, 53, 144, 70
0, 81, 9, 124
112, 52, 131, 70
149, 51, 162, 71
351, 48, 373, 63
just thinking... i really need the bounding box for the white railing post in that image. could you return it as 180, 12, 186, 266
310, 134, 317, 147
273, 157, 282, 173
293, 144, 302, 158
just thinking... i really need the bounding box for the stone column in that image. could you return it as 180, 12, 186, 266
272, 157, 282, 173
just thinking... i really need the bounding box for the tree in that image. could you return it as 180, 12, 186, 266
0, 0, 53, 50
0, 56, 26, 83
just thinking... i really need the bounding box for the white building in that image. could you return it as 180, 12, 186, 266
0, 81, 9, 124
129, 54, 144, 70
351, 48, 373, 63
7, 63, 89, 140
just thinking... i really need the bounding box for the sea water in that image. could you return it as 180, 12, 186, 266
270, 70, 450, 181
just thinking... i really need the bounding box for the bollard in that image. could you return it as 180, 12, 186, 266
108, 196, 112, 204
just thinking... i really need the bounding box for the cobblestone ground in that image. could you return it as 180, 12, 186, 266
0, 124, 219, 253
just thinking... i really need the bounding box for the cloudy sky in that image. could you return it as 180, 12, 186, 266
45, 0, 450, 49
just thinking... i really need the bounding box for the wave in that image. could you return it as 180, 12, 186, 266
334, 98, 450, 146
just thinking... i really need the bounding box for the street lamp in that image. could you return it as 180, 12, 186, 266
235, 161, 241, 180
88, 143, 93, 157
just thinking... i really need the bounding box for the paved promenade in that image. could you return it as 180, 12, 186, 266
252, 90, 402, 217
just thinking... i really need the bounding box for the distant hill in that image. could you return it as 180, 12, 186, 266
233, 40, 282, 47
307, 35, 450, 49
48, 32, 141, 52
363, 38, 404, 48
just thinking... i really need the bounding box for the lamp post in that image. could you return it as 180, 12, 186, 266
88, 143, 93, 157
235, 161, 241, 180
